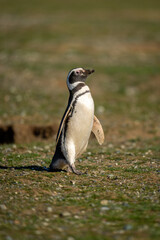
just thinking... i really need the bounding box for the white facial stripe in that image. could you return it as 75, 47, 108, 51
67, 81, 82, 90
67, 68, 83, 79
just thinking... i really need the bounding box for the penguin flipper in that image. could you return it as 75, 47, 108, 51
92, 115, 105, 145
56, 104, 72, 144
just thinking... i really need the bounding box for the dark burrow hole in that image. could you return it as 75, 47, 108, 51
0, 125, 56, 144
0, 125, 15, 144
32, 126, 55, 139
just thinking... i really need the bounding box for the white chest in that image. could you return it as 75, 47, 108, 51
63, 90, 94, 158
71, 92, 94, 132
77, 92, 94, 111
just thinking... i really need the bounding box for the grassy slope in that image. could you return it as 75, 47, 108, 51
0, 0, 160, 239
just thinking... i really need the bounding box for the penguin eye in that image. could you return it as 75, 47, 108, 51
76, 70, 80, 75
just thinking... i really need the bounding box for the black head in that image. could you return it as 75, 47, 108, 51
67, 67, 94, 90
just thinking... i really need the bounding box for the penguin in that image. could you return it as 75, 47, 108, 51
49, 67, 104, 175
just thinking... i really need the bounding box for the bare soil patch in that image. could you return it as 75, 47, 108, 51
0, 123, 57, 144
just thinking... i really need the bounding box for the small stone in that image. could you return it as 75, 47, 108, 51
81, 210, 86, 214
57, 227, 63, 232
124, 224, 133, 230
35, 230, 42, 235
107, 174, 118, 180
44, 145, 50, 150
4, 148, 12, 153
97, 105, 105, 113
43, 222, 48, 226
122, 202, 129, 207
6, 236, 13, 240
47, 207, 52, 213
108, 144, 113, 148
121, 145, 125, 149
14, 220, 20, 225
100, 207, 110, 211
70, 180, 76, 185
60, 211, 71, 217
100, 200, 109, 205
67, 237, 75, 240
0, 204, 7, 210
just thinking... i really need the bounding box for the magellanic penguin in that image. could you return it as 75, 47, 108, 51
49, 67, 104, 175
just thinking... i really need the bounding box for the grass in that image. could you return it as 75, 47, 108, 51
0, 139, 160, 240
0, 0, 160, 239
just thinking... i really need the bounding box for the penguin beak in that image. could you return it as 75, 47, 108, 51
84, 69, 95, 76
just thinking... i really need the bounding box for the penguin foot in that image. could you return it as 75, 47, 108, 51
69, 164, 86, 175
66, 166, 72, 173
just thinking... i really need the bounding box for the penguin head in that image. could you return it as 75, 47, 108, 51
67, 67, 94, 90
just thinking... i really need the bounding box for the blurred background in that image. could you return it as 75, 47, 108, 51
0, 0, 160, 142
0, 1, 160, 239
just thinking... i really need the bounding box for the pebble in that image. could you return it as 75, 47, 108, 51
70, 180, 76, 185
121, 145, 125, 149
44, 145, 50, 150
0, 204, 7, 210
57, 227, 63, 232
122, 202, 129, 207
14, 220, 20, 225
47, 207, 52, 213
107, 174, 118, 180
4, 148, 12, 153
100, 207, 110, 211
100, 200, 109, 205
97, 105, 105, 113
43, 222, 49, 226
60, 211, 71, 217
124, 224, 133, 230
67, 237, 75, 240
6, 236, 13, 240
35, 230, 42, 235
108, 144, 113, 148
27, 150, 32, 154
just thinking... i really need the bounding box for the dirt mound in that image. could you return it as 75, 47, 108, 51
0, 124, 58, 144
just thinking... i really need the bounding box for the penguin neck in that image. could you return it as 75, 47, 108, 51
70, 82, 85, 94
69, 82, 90, 102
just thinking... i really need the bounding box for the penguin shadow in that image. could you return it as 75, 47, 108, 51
0, 165, 67, 173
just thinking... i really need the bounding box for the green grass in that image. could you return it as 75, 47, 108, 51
0, 138, 160, 239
